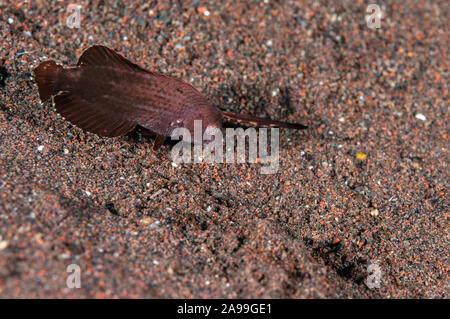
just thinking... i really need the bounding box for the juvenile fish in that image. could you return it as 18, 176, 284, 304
33, 45, 307, 150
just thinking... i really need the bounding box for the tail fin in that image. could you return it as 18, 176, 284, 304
221, 111, 307, 129
33, 61, 63, 102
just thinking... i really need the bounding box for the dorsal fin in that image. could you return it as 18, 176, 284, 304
77, 45, 149, 73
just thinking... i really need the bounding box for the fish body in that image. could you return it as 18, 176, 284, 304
33, 45, 306, 149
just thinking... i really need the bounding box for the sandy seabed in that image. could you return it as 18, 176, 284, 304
0, 1, 448, 298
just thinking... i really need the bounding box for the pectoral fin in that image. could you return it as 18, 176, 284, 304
153, 134, 166, 151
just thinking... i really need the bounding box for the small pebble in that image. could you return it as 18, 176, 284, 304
415, 113, 427, 121
356, 153, 367, 159
198, 7, 210, 16
0, 240, 9, 251
370, 209, 380, 217
149, 220, 160, 230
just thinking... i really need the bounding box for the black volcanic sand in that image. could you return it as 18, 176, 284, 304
0, 1, 448, 298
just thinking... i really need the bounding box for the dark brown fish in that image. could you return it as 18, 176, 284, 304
33, 45, 307, 150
